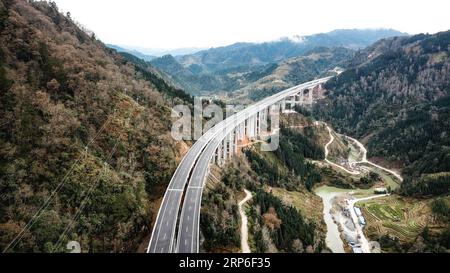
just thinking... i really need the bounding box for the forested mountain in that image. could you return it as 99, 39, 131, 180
150, 47, 352, 98
0, 0, 190, 252
178, 29, 405, 73
230, 47, 354, 102
150, 54, 226, 93
149, 29, 405, 95
314, 30, 450, 197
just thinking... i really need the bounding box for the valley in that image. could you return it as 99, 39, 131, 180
315, 122, 401, 253
0, 0, 448, 255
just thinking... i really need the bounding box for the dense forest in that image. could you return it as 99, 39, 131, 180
249, 189, 322, 253
200, 164, 251, 252
314, 31, 450, 197
244, 125, 324, 191
201, 148, 324, 253
0, 0, 190, 252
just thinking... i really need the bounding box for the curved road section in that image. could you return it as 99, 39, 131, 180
176, 78, 331, 253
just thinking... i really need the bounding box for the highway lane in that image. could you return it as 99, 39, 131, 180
148, 117, 230, 252
147, 80, 310, 253
176, 77, 331, 253
147, 93, 282, 252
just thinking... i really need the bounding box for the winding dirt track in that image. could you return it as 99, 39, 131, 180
323, 123, 403, 182
324, 125, 360, 175
238, 189, 252, 253
320, 122, 403, 253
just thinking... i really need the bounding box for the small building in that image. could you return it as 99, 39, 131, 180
374, 187, 388, 194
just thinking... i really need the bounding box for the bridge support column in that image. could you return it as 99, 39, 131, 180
221, 139, 227, 165
211, 152, 216, 164
234, 128, 238, 154
239, 122, 245, 141
217, 142, 223, 166
251, 115, 257, 140
227, 132, 233, 159
260, 108, 268, 137
281, 99, 286, 113
244, 119, 248, 138
256, 112, 261, 139
247, 116, 252, 140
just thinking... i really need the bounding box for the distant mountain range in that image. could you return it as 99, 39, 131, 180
107, 45, 205, 58
139, 29, 407, 95
176, 29, 407, 73
106, 44, 157, 61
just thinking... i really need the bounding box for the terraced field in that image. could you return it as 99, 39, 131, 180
359, 196, 429, 243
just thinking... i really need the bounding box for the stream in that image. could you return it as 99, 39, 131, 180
315, 123, 403, 253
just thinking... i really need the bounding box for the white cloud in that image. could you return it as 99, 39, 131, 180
53, 0, 450, 49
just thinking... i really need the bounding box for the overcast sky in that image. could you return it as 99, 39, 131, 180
53, 0, 450, 49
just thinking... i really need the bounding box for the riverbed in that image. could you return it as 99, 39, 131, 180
314, 123, 402, 253
314, 186, 349, 253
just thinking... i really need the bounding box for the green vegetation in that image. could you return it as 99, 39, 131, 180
354, 171, 381, 189
250, 189, 322, 253
148, 29, 401, 96
363, 203, 404, 222
243, 124, 324, 192
269, 187, 325, 233
202, 119, 328, 253
0, 0, 190, 252
361, 195, 450, 252
431, 198, 450, 223
119, 53, 193, 104
402, 172, 450, 197
245, 47, 354, 102
200, 183, 241, 251
315, 31, 450, 198
244, 134, 322, 192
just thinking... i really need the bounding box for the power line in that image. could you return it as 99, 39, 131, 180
2, 114, 115, 253
52, 142, 119, 253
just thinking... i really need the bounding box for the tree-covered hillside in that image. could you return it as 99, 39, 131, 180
178, 29, 405, 73
0, 0, 190, 252
314, 31, 450, 197
233, 47, 354, 102
149, 29, 404, 96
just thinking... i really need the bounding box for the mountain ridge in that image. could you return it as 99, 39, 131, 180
146, 29, 406, 95
314, 30, 450, 197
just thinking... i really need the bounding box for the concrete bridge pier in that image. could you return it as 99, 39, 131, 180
238, 122, 245, 141
281, 99, 286, 113
252, 113, 258, 140
247, 115, 254, 140
227, 132, 233, 159
233, 128, 238, 154
221, 138, 227, 166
